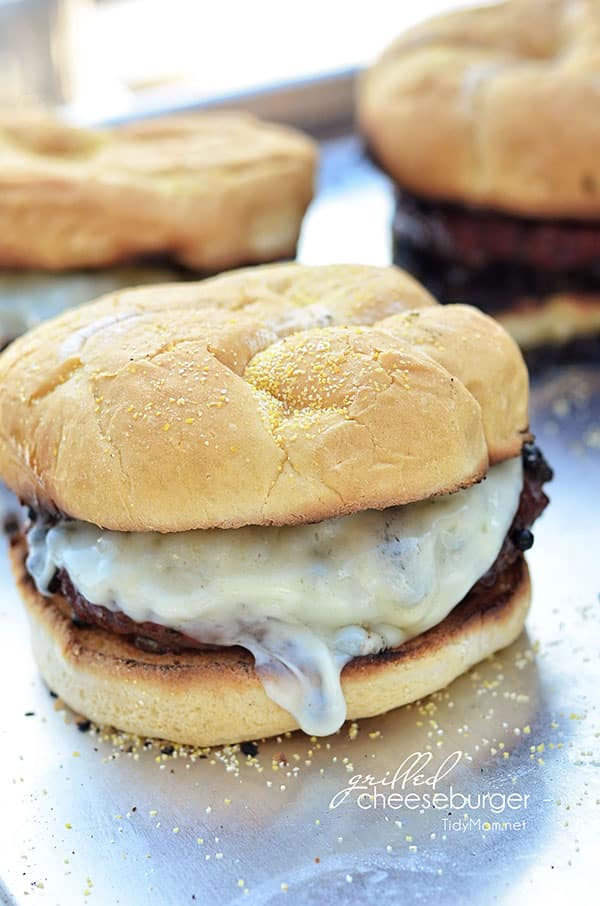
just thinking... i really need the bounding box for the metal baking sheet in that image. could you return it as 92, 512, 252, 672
1, 136, 599, 906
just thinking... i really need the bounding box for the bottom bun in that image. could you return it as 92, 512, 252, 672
11, 538, 530, 746
495, 293, 600, 353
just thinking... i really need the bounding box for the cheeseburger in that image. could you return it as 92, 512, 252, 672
358, 0, 600, 364
0, 264, 552, 745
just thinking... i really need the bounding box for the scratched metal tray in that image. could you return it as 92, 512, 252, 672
1, 136, 599, 906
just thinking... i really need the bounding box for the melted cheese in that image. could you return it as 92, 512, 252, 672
0, 267, 176, 345
27, 457, 523, 737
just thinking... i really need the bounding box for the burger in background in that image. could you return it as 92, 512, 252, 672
358, 0, 600, 366
0, 264, 551, 745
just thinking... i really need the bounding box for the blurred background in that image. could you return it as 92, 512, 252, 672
0, 0, 470, 128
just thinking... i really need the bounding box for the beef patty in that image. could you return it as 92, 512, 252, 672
394, 189, 600, 272
392, 189, 600, 316
26, 444, 552, 657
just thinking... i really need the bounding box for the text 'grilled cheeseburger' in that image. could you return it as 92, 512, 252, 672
0, 264, 552, 746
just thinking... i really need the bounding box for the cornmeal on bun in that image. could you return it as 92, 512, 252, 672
0, 264, 552, 745
357, 0, 600, 363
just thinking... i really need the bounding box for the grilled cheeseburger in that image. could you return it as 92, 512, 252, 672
0, 264, 551, 745
358, 0, 600, 364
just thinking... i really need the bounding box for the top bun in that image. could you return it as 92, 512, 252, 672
358, 0, 600, 217
0, 264, 528, 532
0, 111, 316, 270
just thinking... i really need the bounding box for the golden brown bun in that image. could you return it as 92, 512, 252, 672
358, 0, 600, 217
11, 538, 530, 746
0, 111, 316, 270
496, 292, 600, 349
0, 263, 529, 531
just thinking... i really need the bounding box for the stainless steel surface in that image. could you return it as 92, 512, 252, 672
99, 70, 357, 134
0, 0, 77, 107
0, 1, 471, 131
0, 137, 599, 905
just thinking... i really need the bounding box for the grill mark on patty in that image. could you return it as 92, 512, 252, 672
28, 444, 552, 656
